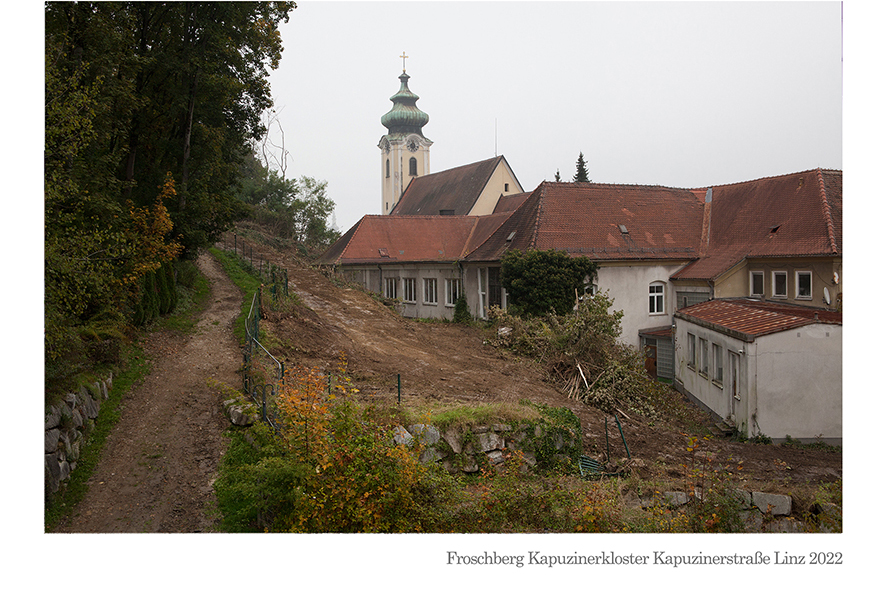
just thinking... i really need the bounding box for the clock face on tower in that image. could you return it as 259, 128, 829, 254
406, 138, 419, 152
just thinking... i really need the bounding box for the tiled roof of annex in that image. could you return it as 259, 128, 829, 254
671, 169, 842, 281
465, 181, 706, 262
675, 298, 842, 341
390, 156, 512, 216
315, 213, 512, 266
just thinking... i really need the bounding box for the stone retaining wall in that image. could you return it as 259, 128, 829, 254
44, 375, 113, 500
393, 419, 581, 475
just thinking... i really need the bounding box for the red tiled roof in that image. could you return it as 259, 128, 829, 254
390, 156, 515, 216
675, 298, 841, 340
672, 169, 842, 281
493, 191, 530, 214
466, 181, 706, 262
315, 214, 509, 265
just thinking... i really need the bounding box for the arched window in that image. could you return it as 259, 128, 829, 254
386, 159, 390, 178
649, 282, 665, 314
409, 157, 417, 176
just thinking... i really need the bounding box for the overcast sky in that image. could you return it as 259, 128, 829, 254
265, 1, 844, 232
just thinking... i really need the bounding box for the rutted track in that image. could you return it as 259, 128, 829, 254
53, 254, 242, 533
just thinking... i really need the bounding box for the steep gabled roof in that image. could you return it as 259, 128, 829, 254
672, 169, 842, 281
676, 298, 841, 341
315, 213, 511, 266
390, 156, 516, 216
465, 181, 706, 262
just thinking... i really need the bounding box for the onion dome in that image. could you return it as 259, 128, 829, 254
381, 72, 429, 136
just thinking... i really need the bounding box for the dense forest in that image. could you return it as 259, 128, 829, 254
44, 2, 310, 393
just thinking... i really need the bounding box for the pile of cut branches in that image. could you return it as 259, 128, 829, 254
488, 294, 670, 420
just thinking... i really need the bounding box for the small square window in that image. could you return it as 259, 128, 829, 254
772, 271, 787, 298
403, 278, 416, 303
750, 271, 764, 297
423, 278, 438, 305
712, 343, 724, 384
699, 338, 709, 376
796, 271, 812, 299
384, 277, 398, 300
649, 283, 665, 314
445, 278, 462, 307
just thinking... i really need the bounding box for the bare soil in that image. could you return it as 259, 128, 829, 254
230, 231, 842, 499
55, 231, 841, 532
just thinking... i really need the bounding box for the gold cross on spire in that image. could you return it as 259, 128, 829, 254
400, 51, 408, 73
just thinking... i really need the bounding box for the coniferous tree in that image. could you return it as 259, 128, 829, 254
573, 152, 590, 183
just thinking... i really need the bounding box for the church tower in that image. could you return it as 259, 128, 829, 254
379, 54, 432, 215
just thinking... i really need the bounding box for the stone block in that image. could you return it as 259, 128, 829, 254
664, 491, 690, 507
45, 404, 62, 430
82, 395, 100, 420
752, 492, 792, 516
487, 450, 504, 465
45, 454, 61, 494
407, 424, 440, 445
476, 431, 503, 452
45, 429, 60, 454
392, 425, 413, 446
442, 427, 462, 454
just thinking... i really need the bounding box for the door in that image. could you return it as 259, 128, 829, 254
488, 267, 502, 309
729, 351, 740, 418
643, 339, 657, 379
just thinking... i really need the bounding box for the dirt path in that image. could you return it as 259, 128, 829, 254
54, 253, 242, 533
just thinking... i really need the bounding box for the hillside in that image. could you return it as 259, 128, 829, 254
225, 227, 842, 499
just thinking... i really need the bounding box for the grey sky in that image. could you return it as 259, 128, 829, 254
266, 1, 843, 232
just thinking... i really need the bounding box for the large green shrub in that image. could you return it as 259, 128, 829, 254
501, 249, 597, 317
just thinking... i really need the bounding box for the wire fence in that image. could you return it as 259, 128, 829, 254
243, 288, 285, 431
221, 233, 290, 299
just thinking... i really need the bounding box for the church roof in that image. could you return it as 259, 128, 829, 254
390, 156, 514, 216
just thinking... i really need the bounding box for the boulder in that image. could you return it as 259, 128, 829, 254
392, 425, 413, 446
45, 404, 62, 430
407, 424, 440, 445
664, 491, 690, 507
442, 427, 462, 454
45, 429, 60, 454
223, 398, 258, 426
752, 492, 792, 516
475, 431, 503, 452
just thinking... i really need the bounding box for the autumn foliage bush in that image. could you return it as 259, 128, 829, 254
215, 357, 456, 532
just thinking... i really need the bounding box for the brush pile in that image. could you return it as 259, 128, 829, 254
488, 293, 670, 420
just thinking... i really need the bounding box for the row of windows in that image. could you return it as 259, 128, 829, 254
385, 277, 462, 306
385, 157, 419, 179
750, 270, 812, 300
686, 333, 725, 384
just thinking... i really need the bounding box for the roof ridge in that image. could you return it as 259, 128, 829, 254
697, 168, 843, 191
816, 168, 838, 253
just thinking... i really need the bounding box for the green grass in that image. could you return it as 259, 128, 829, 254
209, 247, 260, 343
